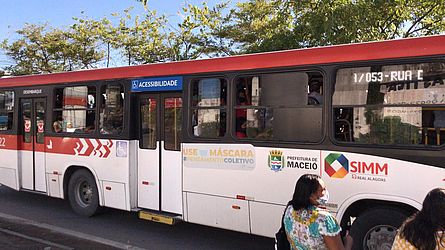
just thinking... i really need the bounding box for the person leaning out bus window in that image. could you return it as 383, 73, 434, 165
392, 188, 445, 250
283, 174, 353, 250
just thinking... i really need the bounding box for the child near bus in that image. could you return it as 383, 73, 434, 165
391, 188, 445, 250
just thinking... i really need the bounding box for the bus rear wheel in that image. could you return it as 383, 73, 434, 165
68, 169, 100, 217
350, 208, 407, 250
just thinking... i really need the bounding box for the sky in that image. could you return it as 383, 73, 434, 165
0, 0, 233, 69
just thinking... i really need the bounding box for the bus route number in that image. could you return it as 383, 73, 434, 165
354, 70, 424, 83
0, 137, 5, 147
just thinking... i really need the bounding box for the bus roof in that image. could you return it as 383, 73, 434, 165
1, 35, 445, 88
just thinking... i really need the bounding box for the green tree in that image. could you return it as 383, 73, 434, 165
0, 24, 69, 74
225, 0, 445, 53
222, 0, 295, 53
113, 8, 169, 65
1, 19, 107, 75
68, 14, 107, 69
166, 2, 232, 61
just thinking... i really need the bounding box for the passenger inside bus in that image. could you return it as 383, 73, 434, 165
308, 78, 323, 105
419, 108, 445, 146
53, 116, 63, 133
236, 89, 249, 138
236, 116, 247, 138
334, 108, 353, 142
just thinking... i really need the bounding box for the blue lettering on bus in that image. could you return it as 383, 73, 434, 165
131, 76, 183, 92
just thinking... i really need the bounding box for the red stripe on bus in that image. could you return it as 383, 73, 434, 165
46, 137, 80, 155
0, 134, 19, 150
0, 135, 113, 158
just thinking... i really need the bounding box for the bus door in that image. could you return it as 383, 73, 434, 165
137, 93, 183, 214
19, 98, 47, 192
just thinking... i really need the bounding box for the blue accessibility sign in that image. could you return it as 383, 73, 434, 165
131, 76, 183, 92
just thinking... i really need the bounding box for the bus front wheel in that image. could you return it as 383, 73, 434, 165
350, 208, 407, 250
68, 169, 100, 217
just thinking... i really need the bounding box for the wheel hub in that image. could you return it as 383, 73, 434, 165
77, 180, 93, 207
364, 225, 397, 250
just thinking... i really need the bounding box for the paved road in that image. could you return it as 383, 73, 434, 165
0, 185, 274, 250
0, 214, 123, 250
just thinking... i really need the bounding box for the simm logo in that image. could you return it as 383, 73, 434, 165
325, 153, 349, 178
324, 153, 388, 179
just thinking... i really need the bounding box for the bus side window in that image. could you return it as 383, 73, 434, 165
100, 84, 124, 135
53, 86, 96, 134
191, 78, 227, 138
234, 72, 322, 142
0, 91, 14, 131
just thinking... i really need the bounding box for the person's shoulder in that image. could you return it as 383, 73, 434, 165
315, 207, 341, 235
391, 233, 416, 250
315, 207, 334, 218
285, 205, 293, 215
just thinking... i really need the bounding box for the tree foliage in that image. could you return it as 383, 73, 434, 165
1, 3, 231, 74
167, 2, 232, 61
1, 0, 445, 75
1, 24, 70, 74
226, 0, 445, 53
111, 8, 169, 65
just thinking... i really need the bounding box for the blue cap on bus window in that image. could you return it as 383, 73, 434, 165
131, 76, 183, 92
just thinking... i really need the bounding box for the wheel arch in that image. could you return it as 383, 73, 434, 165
337, 194, 420, 230
63, 165, 103, 206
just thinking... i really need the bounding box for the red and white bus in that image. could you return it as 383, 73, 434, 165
1, 35, 445, 249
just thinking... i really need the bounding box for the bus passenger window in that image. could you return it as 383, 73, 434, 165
191, 78, 227, 138
333, 62, 445, 146
52, 86, 96, 134
0, 91, 14, 131
100, 84, 124, 135
234, 72, 322, 142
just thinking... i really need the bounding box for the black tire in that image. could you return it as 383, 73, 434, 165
350, 208, 408, 250
68, 169, 100, 217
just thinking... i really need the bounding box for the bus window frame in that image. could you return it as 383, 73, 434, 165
46, 80, 130, 140
231, 69, 326, 144
188, 76, 229, 140
52, 85, 97, 135
0, 89, 16, 135
331, 57, 445, 150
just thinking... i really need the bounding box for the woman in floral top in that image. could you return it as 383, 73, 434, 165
284, 174, 353, 250
392, 188, 445, 250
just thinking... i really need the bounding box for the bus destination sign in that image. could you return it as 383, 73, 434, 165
131, 76, 183, 92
